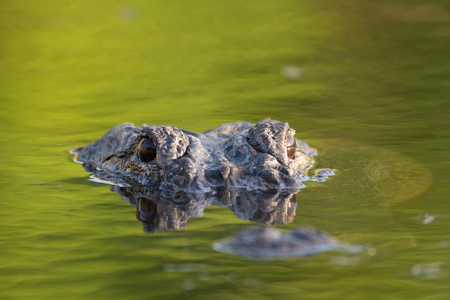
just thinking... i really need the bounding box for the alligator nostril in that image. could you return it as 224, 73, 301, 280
139, 138, 157, 162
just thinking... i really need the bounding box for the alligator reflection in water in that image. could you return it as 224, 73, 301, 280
111, 185, 298, 232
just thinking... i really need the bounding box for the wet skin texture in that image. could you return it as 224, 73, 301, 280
73, 119, 319, 192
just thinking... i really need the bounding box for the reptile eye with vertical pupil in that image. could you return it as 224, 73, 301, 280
139, 138, 157, 162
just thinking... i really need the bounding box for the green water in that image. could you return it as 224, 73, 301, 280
1, 0, 449, 299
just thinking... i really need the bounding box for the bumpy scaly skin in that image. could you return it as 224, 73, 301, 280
73, 119, 317, 192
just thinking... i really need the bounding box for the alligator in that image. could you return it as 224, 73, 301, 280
72, 119, 342, 259
72, 119, 333, 192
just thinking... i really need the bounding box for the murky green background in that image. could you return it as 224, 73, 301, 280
1, 0, 449, 299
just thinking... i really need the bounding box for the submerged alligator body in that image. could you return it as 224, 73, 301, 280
213, 227, 339, 259
213, 227, 355, 260
73, 119, 327, 192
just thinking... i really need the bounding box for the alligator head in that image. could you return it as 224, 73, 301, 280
72, 119, 319, 192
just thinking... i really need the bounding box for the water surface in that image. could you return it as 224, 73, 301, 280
1, 1, 449, 299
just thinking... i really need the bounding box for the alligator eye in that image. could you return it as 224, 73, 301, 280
287, 146, 296, 159
139, 138, 157, 162
286, 134, 297, 159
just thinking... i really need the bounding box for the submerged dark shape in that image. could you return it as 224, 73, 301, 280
213, 227, 357, 260
72, 119, 322, 192
112, 185, 299, 232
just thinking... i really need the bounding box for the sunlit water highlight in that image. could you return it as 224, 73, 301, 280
1, 1, 449, 299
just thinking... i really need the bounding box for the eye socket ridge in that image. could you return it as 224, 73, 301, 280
138, 137, 157, 162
